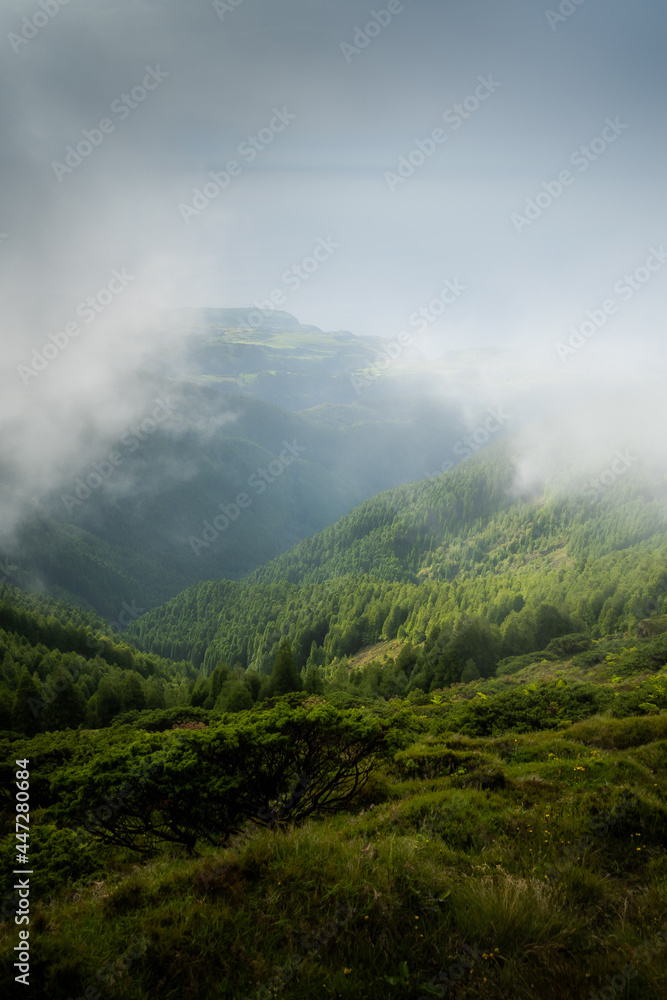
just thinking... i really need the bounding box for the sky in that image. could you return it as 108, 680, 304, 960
1, 0, 666, 505
2, 0, 665, 343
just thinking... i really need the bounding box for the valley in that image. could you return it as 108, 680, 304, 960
1, 403, 666, 997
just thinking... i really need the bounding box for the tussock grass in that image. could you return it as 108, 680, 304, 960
2, 720, 667, 999
566, 712, 667, 748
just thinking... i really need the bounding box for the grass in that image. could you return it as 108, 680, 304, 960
349, 640, 404, 670
2, 712, 666, 999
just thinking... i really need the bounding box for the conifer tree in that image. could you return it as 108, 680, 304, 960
268, 640, 302, 697
12, 666, 43, 735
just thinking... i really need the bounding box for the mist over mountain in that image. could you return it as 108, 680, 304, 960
1, 299, 666, 623
2, 2, 667, 998
0, 307, 481, 615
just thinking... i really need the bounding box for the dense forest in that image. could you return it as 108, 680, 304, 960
0, 586, 196, 734
1, 440, 666, 998
125, 444, 667, 690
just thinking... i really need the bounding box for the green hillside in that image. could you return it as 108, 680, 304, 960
1, 630, 666, 998
1, 437, 667, 998
125, 441, 667, 685
0, 583, 197, 734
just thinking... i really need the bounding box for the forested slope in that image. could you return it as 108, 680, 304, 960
125, 441, 667, 682
0, 584, 196, 734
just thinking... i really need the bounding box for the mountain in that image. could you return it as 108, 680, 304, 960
123, 435, 667, 682
2, 405, 667, 1000
1, 382, 477, 618
2, 308, 633, 622
0, 310, 494, 621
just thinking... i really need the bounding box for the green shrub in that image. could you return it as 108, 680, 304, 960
0, 824, 103, 904
448, 683, 610, 737
543, 633, 591, 657
51, 702, 386, 855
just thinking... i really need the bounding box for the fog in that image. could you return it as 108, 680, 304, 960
1, 0, 666, 550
